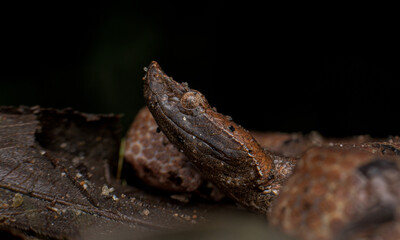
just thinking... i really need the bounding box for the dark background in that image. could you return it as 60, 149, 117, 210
1, 2, 399, 138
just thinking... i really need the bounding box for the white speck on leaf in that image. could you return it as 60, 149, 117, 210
101, 185, 115, 196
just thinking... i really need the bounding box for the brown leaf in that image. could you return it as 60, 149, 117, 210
0, 106, 221, 240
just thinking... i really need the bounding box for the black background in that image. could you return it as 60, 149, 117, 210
1, 2, 399, 138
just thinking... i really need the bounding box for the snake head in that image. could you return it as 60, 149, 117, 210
143, 61, 275, 212
144, 61, 211, 115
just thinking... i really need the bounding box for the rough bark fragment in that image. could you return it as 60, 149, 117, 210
0, 106, 220, 240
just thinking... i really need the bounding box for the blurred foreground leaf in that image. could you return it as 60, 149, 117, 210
0, 106, 223, 239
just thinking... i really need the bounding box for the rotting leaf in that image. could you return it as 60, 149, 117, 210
0, 106, 223, 240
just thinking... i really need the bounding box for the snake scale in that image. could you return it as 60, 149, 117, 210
125, 61, 400, 240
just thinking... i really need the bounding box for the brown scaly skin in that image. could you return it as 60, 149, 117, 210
125, 107, 203, 192
125, 107, 224, 200
271, 146, 400, 240
142, 61, 288, 214
126, 61, 400, 240
125, 107, 297, 201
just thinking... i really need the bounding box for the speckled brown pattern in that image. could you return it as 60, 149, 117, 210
252, 132, 320, 158
142, 61, 286, 214
125, 107, 224, 200
125, 107, 202, 192
270, 147, 400, 240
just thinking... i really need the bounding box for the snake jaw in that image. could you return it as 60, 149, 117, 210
143, 61, 276, 213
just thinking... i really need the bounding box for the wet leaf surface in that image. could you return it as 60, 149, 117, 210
0, 106, 226, 240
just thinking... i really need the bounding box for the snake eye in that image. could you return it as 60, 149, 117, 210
180, 91, 204, 109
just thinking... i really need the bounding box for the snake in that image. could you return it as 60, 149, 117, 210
125, 61, 400, 240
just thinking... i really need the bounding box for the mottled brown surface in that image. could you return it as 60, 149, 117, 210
125, 107, 223, 200
271, 146, 400, 240
125, 107, 202, 192
129, 61, 400, 240
143, 61, 282, 214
